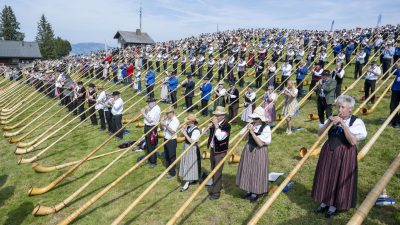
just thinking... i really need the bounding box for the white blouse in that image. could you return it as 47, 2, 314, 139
239, 124, 272, 145
321, 117, 367, 141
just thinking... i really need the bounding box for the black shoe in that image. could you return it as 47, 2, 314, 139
315, 205, 328, 214
249, 194, 261, 203
209, 193, 220, 201
325, 210, 336, 218
242, 192, 252, 199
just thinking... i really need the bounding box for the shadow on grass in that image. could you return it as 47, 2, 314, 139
3, 201, 34, 225
123, 185, 180, 225
176, 194, 209, 225
0, 175, 7, 188
0, 185, 15, 207
73, 176, 157, 223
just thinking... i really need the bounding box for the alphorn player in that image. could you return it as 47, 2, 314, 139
160, 106, 180, 179
110, 91, 124, 139
206, 106, 231, 200
312, 95, 367, 218
179, 114, 201, 192
315, 70, 337, 127
87, 83, 98, 126
390, 62, 400, 128
140, 97, 161, 168
236, 106, 272, 202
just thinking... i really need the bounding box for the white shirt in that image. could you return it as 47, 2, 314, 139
209, 120, 229, 148
95, 90, 107, 110
281, 63, 292, 76
111, 97, 124, 115
333, 68, 345, 79
163, 116, 180, 140
313, 68, 323, 78
215, 87, 226, 96
321, 117, 367, 141
143, 105, 161, 126
187, 125, 201, 141
365, 66, 381, 80
239, 123, 272, 145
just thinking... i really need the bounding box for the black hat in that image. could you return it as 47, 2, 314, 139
204, 76, 210, 80
112, 91, 120, 96
77, 81, 83, 85
322, 70, 331, 77
146, 97, 157, 102
89, 83, 95, 88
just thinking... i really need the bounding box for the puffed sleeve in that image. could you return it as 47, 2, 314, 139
257, 125, 271, 145
349, 118, 367, 141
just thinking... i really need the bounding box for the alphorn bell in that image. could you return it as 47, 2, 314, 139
202, 150, 210, 159
308, 114, 319, 120
228, 154, 241, 164
298, 146, 321, 158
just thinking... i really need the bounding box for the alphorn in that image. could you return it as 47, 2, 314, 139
49, 37, 290, 220
347, 152, 400, 225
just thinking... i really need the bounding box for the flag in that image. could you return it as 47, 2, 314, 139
104, 40, 108, 52
330, 20, 335, 32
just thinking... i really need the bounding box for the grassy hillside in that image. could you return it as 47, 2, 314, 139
0, 55, 399, 225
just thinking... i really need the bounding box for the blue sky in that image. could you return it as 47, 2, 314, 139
1, 0, 399, 45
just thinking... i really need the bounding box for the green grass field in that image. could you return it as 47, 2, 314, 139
0, 57, 399, 225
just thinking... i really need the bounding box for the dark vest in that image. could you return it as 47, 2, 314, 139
248, 123, 268, 151
327, 115, 357, 149
88, 90, 96, 105
185, 126, 199, 146
207, 120, 231, 154
332, 68, 344, 84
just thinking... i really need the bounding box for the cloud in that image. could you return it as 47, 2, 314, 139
1, 0, 398, 45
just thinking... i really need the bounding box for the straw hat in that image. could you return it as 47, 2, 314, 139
213, 106, 227, 115
164, 106, 175, 113
249, 106, 266, 122
184, 114, 198, 123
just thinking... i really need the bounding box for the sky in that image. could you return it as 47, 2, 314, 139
1, 0, 399, 46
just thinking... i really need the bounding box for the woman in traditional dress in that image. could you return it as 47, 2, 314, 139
236, 106, 271, 202
282, 79, 299, 134
263, 85, 277, 123
179, 114, 201, 191
241, 86, 256, 122
213, 80, 226, 110
160, 71, 170, 102
312, 95, 367, 218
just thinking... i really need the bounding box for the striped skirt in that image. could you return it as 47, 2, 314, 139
179, 143, 201, 181
311, 142, 358, 210
236, 143, 269, 194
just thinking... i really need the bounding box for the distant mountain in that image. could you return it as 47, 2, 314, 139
71, 42, 113, 56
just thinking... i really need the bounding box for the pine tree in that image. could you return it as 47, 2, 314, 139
0, 5, 25, 41
36, 14, 56, 59
54, 37, 72, 58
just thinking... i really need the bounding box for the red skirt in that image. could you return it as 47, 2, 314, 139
311, 141, 358, 210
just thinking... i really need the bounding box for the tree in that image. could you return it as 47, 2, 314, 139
0, 5, 25, 41
54, 37, 72, 58
36, 14, 56, 59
